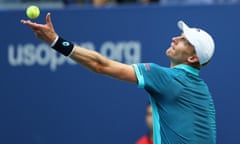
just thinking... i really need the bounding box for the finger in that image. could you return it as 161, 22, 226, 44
21, 19, 35, 28
20, 19, 31, 24
46, 12, 54, 28
21, 19, 40, 29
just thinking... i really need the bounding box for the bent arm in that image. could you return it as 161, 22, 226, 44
70, 45, 138, 83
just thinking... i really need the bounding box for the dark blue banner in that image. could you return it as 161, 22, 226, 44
0, 4, 239, 144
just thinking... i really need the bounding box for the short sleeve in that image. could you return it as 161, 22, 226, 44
133, 63, 173, 95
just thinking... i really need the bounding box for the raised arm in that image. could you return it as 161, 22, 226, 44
21, 12, 138, 83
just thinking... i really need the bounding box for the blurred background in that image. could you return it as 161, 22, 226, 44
0, 0, 240, 144
1, 0, 240, 9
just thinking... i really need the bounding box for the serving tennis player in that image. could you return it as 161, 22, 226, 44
21, 13, 216, 144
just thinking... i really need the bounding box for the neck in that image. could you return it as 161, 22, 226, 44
170, 62, 185, 68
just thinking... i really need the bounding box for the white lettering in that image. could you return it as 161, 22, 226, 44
7, 41, 142, 72
100, 41, 141, 64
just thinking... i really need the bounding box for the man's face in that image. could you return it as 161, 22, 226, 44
166, 34, 196, 65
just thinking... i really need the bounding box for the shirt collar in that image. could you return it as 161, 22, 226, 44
174, 64, 199, 76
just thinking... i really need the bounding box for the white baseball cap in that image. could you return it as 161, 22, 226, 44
178, 20, 215, 65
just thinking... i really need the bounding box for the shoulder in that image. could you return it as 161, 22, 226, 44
133, 63, 170, 72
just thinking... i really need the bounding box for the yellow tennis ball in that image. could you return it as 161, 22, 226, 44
26, 5, 40, 19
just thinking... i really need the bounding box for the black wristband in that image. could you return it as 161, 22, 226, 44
51, 36, 74, 56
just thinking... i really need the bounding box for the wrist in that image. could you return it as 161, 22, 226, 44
50, 35, 59, 47
51, 36, 74, 56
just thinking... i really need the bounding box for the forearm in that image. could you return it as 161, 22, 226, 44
70, 45, 137, 83
49, 35, 108, 73
51, 37, 137, 82
50, 36, 137, 83
70, 45, 110, 73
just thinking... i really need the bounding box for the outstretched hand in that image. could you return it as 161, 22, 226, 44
21, 12, 58, 45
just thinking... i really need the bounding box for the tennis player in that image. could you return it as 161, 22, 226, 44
21, 13, 216, 144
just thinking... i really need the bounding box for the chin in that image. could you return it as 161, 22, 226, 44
165, 49, 171, 57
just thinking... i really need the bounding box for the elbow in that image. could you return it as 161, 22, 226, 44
91, 63, 106, 74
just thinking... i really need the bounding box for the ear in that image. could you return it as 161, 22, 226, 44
187, 55, 199, 64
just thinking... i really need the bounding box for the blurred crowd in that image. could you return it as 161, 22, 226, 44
0, 0, 240, 8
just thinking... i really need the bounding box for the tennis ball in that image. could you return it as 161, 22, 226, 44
26, 5, 40, 19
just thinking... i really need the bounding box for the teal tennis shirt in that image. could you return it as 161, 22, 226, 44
133, 63, 216, 144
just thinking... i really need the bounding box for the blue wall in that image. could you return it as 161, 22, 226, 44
1, 4, 240, 144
